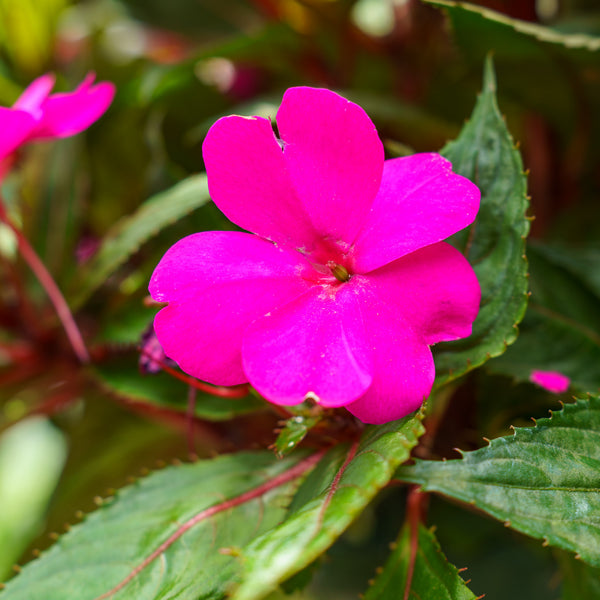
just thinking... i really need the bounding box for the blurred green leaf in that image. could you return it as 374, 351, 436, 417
70, 174, 210, 309
424, 0, 600, 139
0, 418, 67, 580
433, 56, 530, 384
233, 414, 424, 600
397, 394, 600, 567
1, 413, 423, 600
488, 242, 600, 391
558, 552, 600, 599
364, 523, 477, 600
92, 352, 264, 421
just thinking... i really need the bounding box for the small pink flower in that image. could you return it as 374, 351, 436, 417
150, 87, 481, 424
0, 72, 115, 163
530, 370, 570, 394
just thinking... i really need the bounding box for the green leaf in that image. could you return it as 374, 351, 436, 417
364, 523, 478, 600
433, 56, 530, 384
1, 414, 423, 600
397, 395, 600, 567
273, 415, 321, 458
487, 242, 600, 391
232, 414, 424, 600
70, 174, 211, 309
92, 352, 264, 421
0, 418, 67, 580
0, 451, 314, 600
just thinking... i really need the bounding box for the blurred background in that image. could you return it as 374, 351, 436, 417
0, 1, 599, 598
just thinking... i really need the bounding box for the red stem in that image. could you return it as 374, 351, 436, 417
0, 199, 89, 363
138, 345, 249, 399
403, 486, 428, 600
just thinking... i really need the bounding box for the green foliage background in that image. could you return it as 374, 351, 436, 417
0, 0, 599, 598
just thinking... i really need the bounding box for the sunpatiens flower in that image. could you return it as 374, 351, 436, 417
0, 72, 115, 168
150, 87, 481, 424
530, 370, 570, 393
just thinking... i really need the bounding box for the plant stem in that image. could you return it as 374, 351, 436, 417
0, 199, 89, 363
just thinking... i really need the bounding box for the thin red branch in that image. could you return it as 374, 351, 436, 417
138, 346, 250, 399
0, 199, 89, 363
93, 449, 326, 600
403, 486, 429, 600
317, 438, 359, 528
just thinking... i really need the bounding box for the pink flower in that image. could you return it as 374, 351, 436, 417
0, 72, 115, 164
150, 87, 481, 424
530, 370, 570, 394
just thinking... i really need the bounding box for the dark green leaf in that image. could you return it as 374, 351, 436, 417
364, 523, 478, 600
92, 352, 264, 421
397, 395, 600, 566
70, 174, 211, 309
488, 242, 600, 391
433, 56, 530, 384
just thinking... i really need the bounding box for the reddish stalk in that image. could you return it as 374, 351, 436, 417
138, 345, 249, 398
403, 486, 429, 600
93, 449, 326, 600
0, 199, 89, 363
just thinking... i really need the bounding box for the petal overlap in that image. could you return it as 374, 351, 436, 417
277, 87, 384, 245
367, 242, 481, 345
350, 153, 480, 273
203, 114, 319, 250
345, 286, 435, 424
242, 283, 373, 407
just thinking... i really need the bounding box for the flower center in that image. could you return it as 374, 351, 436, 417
327, 261, 350, 283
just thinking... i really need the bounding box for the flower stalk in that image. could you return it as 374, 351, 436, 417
0, 198, 89, 363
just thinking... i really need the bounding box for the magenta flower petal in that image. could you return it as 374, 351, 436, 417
203, 115, 319, 250
242, 283, 373, 407
150, 231, 312, 385
30, 73, 116, 139
276, 87, 384, 244
149, 231, 311, 302
345, 290, 435, 424
368, 242, 481, 345
0, 108, 36, 160
155, 278, 309, 386
351, 154, 480, 273
12, 74, 55, 117
530, 370, 570, 393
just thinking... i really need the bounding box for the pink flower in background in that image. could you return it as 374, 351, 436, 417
150, 87, 481, 424
530, 370, 570, 393
0, 72, 115, 166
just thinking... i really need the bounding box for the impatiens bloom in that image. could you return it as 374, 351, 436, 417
530, 370, 570, 394
0, 72, 115, 167
150, 87, 481, 424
